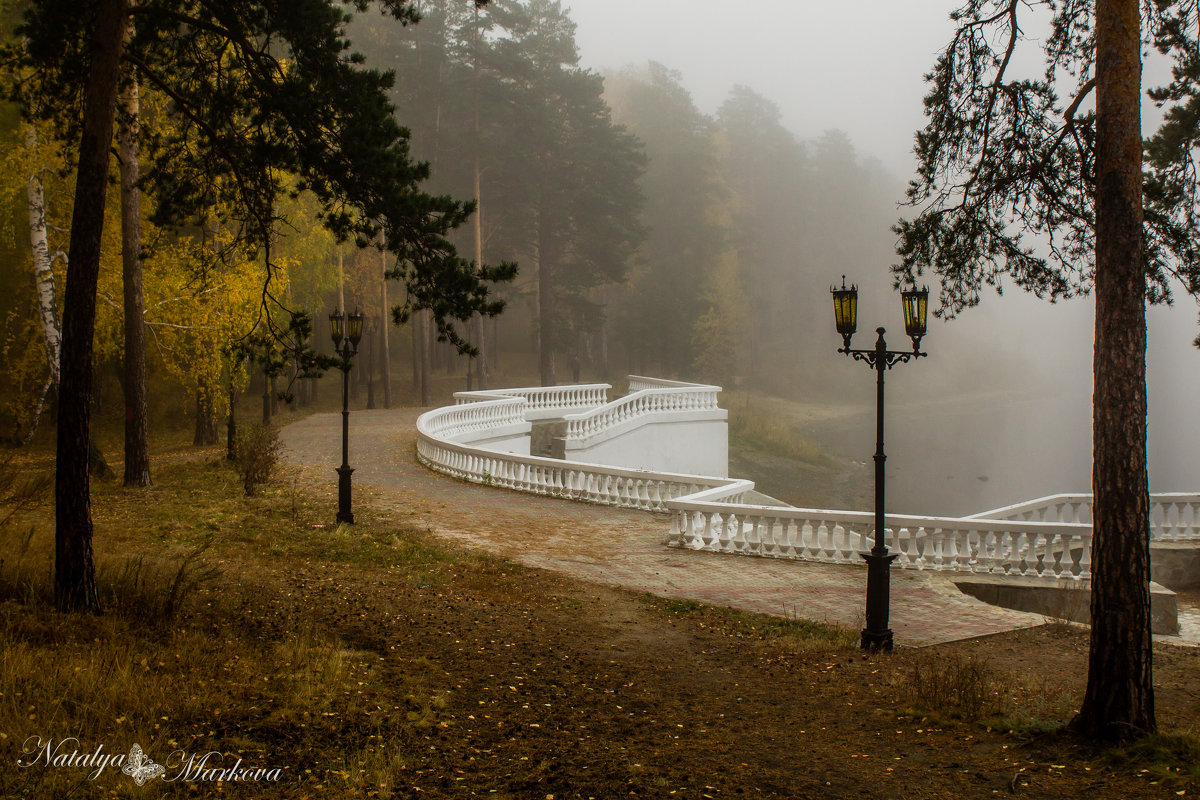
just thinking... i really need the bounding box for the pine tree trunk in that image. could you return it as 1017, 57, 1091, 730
1073, 0, 1156, 741
119, 55, 150, 487
470, 6, 488, 391
380, 250, 392, 408
420, 309, 432, 406
411, 312, 421, 392
55, 0, 127, 614
536, 213, 555, 387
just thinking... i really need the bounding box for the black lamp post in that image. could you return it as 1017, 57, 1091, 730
330, 308, 364, 524
831, 277, 929, 652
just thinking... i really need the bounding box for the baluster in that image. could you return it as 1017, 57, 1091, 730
740, 515, 756, 553
767, 517, 784, 554
728, 513, 745, 552
790, 520, 806, 559
1078, 534, 1092, 580
836, 521, 853, 561
942, 531, 961, 572
686, 509, 702, 547
1012, 531, 1029, 576
909, 525, 927, 568
782, 519, 798, 557
1048, 533, 1066, 578
817, 521, 833, 562
925, 531, 943, 571
701, 511, 716, 549
1150, 501, 1165, 541
977, 531, 995, 573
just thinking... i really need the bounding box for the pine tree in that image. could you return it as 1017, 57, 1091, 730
894, 0, 1200, 740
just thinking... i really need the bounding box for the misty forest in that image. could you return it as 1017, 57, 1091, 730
1, 0, 1199, 798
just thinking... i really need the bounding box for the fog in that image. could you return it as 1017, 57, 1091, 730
566, 0, 1200, 515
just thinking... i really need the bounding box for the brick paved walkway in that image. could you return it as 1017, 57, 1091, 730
280, 408, 1081, 647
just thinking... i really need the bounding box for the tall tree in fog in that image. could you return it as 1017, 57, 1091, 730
606, 63, 722, 377
716, 87, 807, 372
895, 0, 1200, 740
486, 0, 643, 385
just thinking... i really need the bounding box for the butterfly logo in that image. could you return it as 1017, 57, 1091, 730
122, 743, 165, 786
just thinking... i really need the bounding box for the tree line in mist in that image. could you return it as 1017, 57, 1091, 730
0, 0, 902, 446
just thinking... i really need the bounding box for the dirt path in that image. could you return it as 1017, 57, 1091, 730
278, 408, 1059, 646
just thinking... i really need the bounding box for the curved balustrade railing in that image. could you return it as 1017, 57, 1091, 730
415, 380, 1194, 582
626, 375, 713, 392
969, 492, 1200, 541
563, 384, 722, 441
666, 501, 1094, 580
421, 396, 527, 441
417, 379, 738, 512
455, 384, 610, 415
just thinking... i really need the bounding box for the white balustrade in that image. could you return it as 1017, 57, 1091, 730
970, 492, 1200, 541
626, 375, 715, 392
455, 383, 610, 414
415, 378, 1195, 584
417, 379, 734, 512
665, 499, 1093, 580
563, 385, 722, 442
419, 396, 527, 440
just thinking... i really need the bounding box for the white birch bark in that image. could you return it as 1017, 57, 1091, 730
26, 125, 62, 385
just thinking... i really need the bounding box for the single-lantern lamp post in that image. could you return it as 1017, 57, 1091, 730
831, 277, 929, 652
330, 308, 365, 524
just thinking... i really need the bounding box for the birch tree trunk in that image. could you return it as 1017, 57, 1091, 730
24, 125, 61, 443
119, 54, 151, 486
26, 127, 60, 386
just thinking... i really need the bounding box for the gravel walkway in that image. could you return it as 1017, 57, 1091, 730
281, 408, 1083, 647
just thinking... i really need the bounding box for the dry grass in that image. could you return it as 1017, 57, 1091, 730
725, 392, 828, 465
0, 454, 491, 798
899, 651, 1005, 722
648, 596, 858, 656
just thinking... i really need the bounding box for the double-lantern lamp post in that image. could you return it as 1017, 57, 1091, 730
831, 278, 929, 652
330, 308, 364, 525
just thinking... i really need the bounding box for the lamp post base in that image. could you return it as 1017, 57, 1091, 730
860, 549, 898, 652
336, 465, 355, 524
859, 627, 894, 652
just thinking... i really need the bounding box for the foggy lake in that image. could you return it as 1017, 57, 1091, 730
808, 299, 1200, 517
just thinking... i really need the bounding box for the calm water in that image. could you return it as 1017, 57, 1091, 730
800, 298, 1199, 517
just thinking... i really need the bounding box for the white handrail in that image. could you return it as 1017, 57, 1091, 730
455, 383, 610, 412
970, 492, 1200, 541
665, 499, 1093, 580
563, 386, 722, 442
